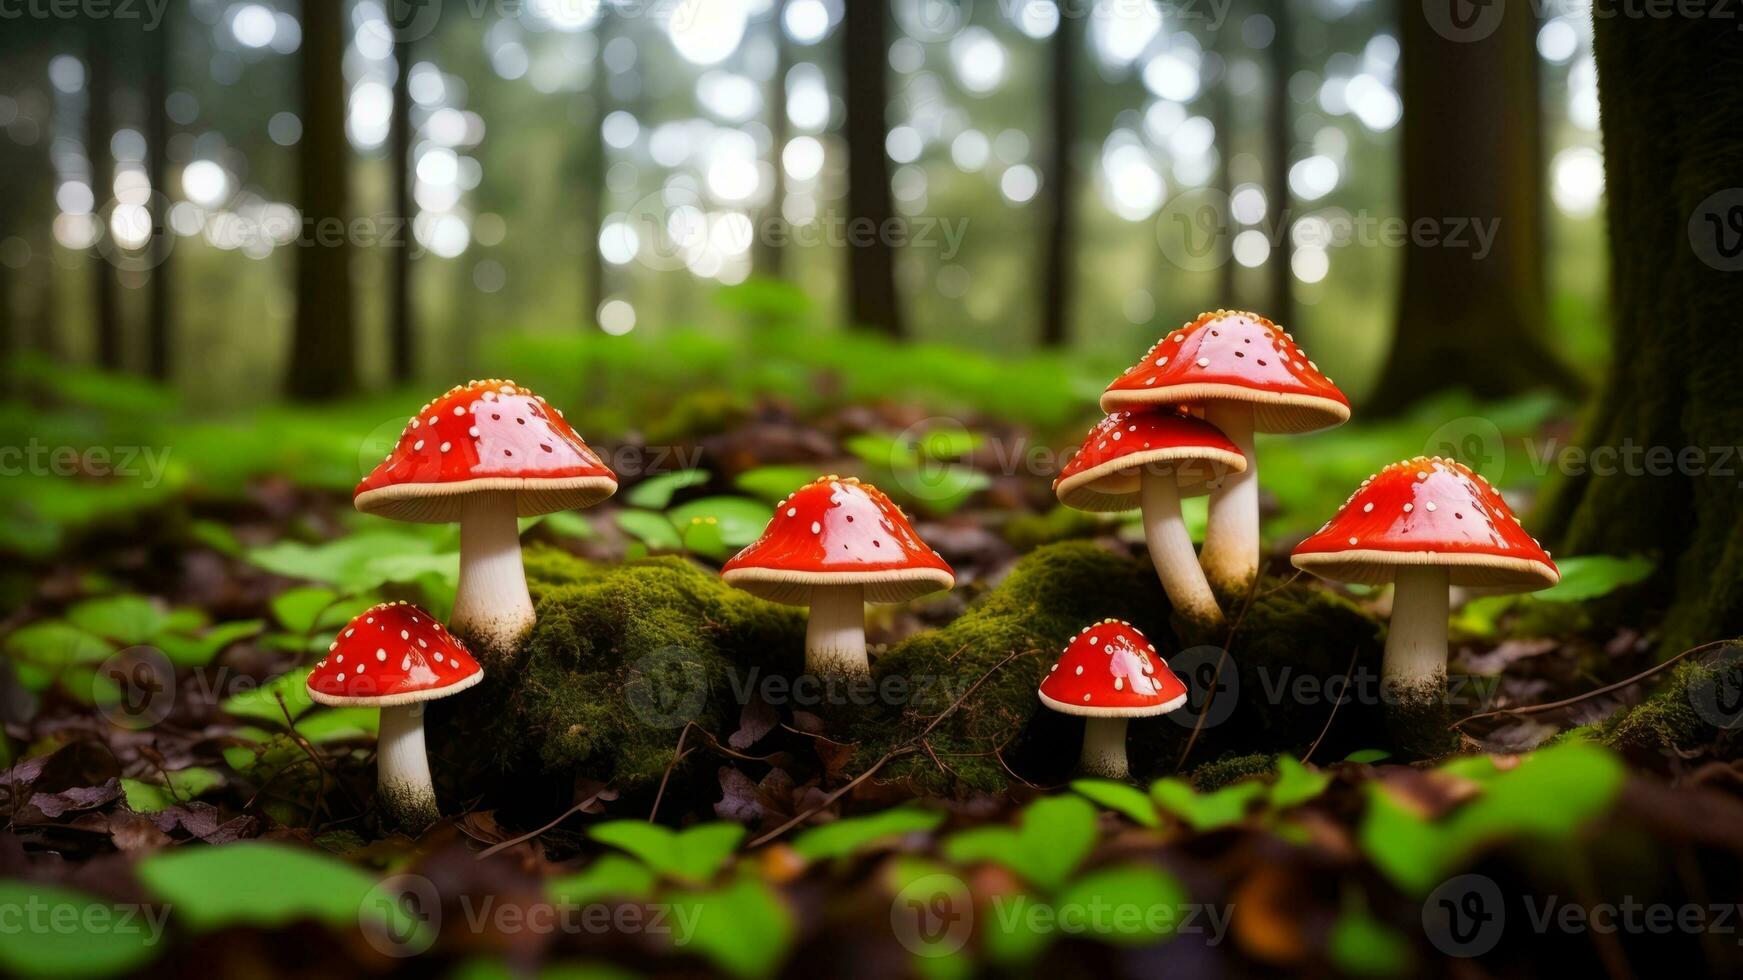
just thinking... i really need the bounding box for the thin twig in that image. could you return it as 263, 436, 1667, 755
476, 793, 606, 860
1451, 640, 1730, 729
1175, 571, 1268, 772
274, 691, 364, 812
648, 722, 698, 824
1301, 646, 1360, 765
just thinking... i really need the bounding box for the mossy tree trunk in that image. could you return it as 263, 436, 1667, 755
287, 0, 356, 400
842, 1, 904, 337
1541, 16, 1743, 653
1364, 0, 1579, 414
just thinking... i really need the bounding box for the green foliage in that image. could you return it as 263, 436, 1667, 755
1534, 554, 1655, 602
1269, 756, 1333, 809
666, 878, 793, 979
625, 470, 712, 509
734, 465, 823, 504
246, 528, 458, 617
942, 795, 1098, 891
588, 821, 745, 885
0, 880, 163, 978
1590, 653, 1743, 753
1070, 779, 1160, 827
121, 768, 224, 813
546, 855, 657, 906
1051, 866, 1190, 946
1328, 906, 1415, 977
1357, 742, 1626, 894
137, 842, 413, 935
790, 806, 946, 862
1149, 778, 1268, 831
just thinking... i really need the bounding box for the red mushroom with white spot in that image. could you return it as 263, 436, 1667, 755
1102, 310, 1350, 596
1038, 621, 1186, 780
306, 601, 483, 831
1291, 456, 1559, 713
354, 379, 618, 657
1055, 410, 1247, 631
721, 476, 954, 680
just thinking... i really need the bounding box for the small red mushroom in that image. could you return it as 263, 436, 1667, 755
1102, 310, 1350, 596
354, 380, 617, 656
721, 476, 954, 679
1055, 410, 1246, 630
1291, 456, 1558, 709
1038, 620, 1187, 780
306, 601, 483, 831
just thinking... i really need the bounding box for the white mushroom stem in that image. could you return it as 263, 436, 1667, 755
1140, 470, 1225, 632
1383, 566, 1451, 700
1079, 717, 1131, 780
1200, 403, 1260, 597
452, 490, 534, 659
377, 702, 440, 831
806, 584, 868, 680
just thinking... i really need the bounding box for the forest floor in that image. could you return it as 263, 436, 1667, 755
3, 332, 1743, 979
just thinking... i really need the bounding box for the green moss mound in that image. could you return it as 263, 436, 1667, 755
1590, 651, 1743, 756
428, 546, 804, 800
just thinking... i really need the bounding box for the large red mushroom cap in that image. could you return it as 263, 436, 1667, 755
1038, 621, 1187, 718
1100, 310, 1350, 433
721, 476, 955, 605
306, 601, 483, 707
1054, 410, 1247, 512
355, 379, 618, 522
1291, 456, 1559, 590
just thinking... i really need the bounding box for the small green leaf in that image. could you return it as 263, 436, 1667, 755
221, 667, 314, 724
1329, 909, 1415, 976
942, 795, 1097, 892
588, 821, 745, 885
1344, 749, 1391, 764
66, 595, 165, 645
1149, 778, 1267, 831
270, 587, 343, 635
0, 880, 164, 978
540, 511, 597, 541
615, 510, 684, 553
136, 842, 391, 932
667, 877, 793, 979
791, 806, 945, 862
1051, 866, 1190, 946
4, 622, 114, 672
734, 465, 823, 504
1070, 779, 1160, 828
154, 620, 265, 667
625, 470, 711, 509
122, 767, 225, 813
547, 854, 657, 906
1269, 757, 1332, 810
667, 497, 772, 550
1533, 554, 1654, 602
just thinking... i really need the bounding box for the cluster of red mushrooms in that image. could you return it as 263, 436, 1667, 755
310, 312, 1564, 826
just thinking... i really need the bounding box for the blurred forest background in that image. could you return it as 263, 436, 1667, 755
0, 0, 1609, 409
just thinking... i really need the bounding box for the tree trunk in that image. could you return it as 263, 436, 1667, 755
1262, 0, 1293, 329
145, 10, 172, 381
1364, 0, 1578, 414
1038, 8, 1077, 347
1210, 15, 1238, 300
287, 0, 356, 400
755, 0, 789, 281
1540, 17, 1743, 654
388, 31, 415, 384
841, 1, 903, 337
86, 22, 122, 371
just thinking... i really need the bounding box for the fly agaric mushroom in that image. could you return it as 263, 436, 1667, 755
721, 476, 954, 680
1055, 410, 1247, 631
1291, 456, 1559, 717
1038, 620, 1186, 780
354, 380, 617, 657
306, 601, 483, 831
1101, 310, 1350, 597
